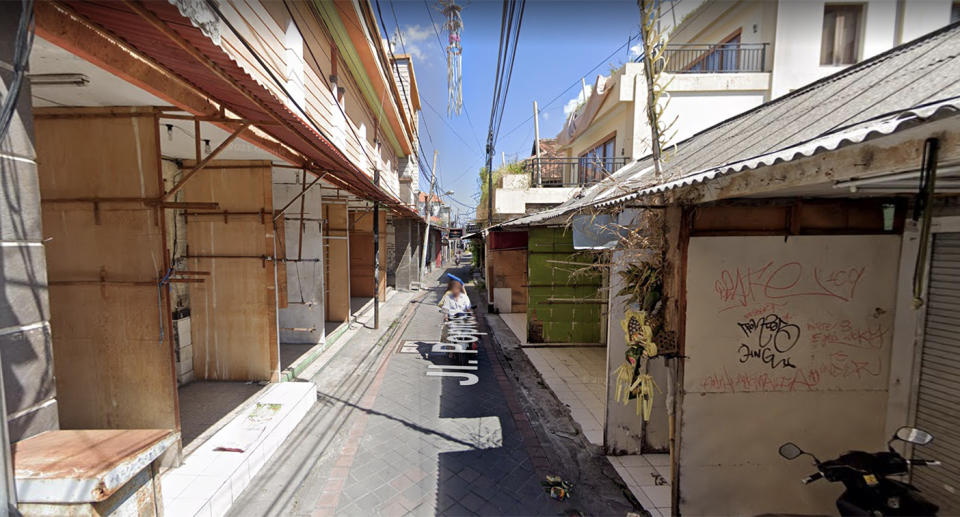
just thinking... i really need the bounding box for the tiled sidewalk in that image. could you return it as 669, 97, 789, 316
520, 347, 607, 445
608, 454, 672, 516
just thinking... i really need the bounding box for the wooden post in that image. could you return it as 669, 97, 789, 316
419, 151, 438, 286
533, 100, 542, 186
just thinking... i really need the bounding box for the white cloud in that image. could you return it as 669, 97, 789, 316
629, 43, 644, 58
563, 85, 592, 116
541, 111, 549, 121
389, 24, 439, 63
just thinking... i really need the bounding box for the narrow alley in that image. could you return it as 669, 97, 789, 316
3, 1, 960, 516
227, 267, 637, 517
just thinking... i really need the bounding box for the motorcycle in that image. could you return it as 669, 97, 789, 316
778, 426, 941, 516
442, 306, 479, 365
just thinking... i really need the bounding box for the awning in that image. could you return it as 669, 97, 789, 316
61, 1, 419, 219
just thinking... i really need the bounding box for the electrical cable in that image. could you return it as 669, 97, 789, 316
212, 0, 407, 202
277, 0, 407, 201
497, 30, 640, 142
0, 0, 35, 142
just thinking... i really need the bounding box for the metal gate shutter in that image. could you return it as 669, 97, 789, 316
913, 232, 960, 511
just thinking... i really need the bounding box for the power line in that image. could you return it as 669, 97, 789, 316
497, 30, 640, 143
483, 0, 526, 224
377, 0, 445, 205
276, 0, 403, 200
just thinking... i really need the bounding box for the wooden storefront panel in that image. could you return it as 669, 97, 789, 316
490, 249, 527, 313
324, 202, 350, 322
349, 210, 387, 300
36, 109, 178, 430
184, 162, 278, 381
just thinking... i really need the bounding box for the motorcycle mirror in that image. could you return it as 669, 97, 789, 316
895, 426, 934, 446
778, 442, 804, 460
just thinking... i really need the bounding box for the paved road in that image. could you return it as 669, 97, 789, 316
230, 266, 574, 516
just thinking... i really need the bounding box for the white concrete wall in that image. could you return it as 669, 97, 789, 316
770, 0, 952, 98
273, 169, 325, 345
495, 187, 579, 215
900, 0, 954, 42
667, 76, 769, 141
679, 235, 902, 516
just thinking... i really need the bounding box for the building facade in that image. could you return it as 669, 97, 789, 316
492, 0, 958, 219
0, 0, 429, 513
484, 17, 960, 516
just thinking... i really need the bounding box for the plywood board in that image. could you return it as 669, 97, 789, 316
184, 161, 278, 381
349, 211, 374, 298
348, 210, 387, 300
490, 249, 527, 313
680, 235, 901, 515
36, 110, 178, 431
324, 202, 349, 322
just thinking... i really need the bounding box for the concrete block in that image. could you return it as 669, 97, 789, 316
0, 324, 55, 413
176, 318, 192, 348
0, 244, 50, 329
8, 400, 58, 443
0, 154, 42, 242
493, 288, 512, 313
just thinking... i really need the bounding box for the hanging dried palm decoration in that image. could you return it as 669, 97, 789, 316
440, 0, 463, 116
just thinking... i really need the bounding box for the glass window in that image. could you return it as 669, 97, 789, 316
821, 4, 863, 66
578, 137, 616, 184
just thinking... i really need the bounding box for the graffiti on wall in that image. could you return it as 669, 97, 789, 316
685, 236, 900, 394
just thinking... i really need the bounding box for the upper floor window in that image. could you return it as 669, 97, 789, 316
821, 4, 863, 66
952, 2, 960, 24
688, 30, 742, 73
579, 136, 616, 184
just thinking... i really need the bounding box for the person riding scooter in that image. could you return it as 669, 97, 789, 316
439, 277, 471, 318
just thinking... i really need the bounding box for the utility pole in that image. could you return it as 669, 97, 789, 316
419, 150, 438, 286
373, 169, 380, 329
533, 100, 542, 186
486, 134, 494, 226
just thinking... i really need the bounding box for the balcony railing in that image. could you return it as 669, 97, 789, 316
523, 156, 630, 188
636, 43, 769, 74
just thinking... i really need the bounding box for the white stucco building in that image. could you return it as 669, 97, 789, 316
493, 0, 959, 218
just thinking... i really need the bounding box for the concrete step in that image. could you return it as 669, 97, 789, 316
160, 381, 316, 517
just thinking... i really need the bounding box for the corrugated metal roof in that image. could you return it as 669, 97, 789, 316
65, 1, 419, 219
496, 21, 960, 227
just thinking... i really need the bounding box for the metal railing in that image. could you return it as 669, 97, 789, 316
523, 156, 630, 187
637, 43, 768, 74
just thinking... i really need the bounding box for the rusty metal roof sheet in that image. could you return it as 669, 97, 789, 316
14, 429, 177, 503
64, 1, 419, 219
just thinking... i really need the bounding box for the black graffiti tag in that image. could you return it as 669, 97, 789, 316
737, 314, 800, 369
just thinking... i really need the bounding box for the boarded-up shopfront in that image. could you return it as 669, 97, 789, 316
349, 210, 387, 300
324, 202, 350, 323
527, 227, 603, 343
486, 231, 528, 315
36, 107, 179, 431
678, 203, 902, 516
183, 161, 279, 382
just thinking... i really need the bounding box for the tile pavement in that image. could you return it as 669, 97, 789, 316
608, 454, 671, 516
520, 347, 607, 445
304, 275, 572, 517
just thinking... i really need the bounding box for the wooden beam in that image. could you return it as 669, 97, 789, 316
121, 0, 346, 174
274, 173, 326, 220
164, 123, 249, 200
37, 2, 216, 115
37, 1, 305, 169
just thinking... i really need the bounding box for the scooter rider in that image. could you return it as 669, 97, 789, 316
439, 277, 471, 318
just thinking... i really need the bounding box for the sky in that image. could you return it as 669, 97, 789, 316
379, 0, 658, 222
